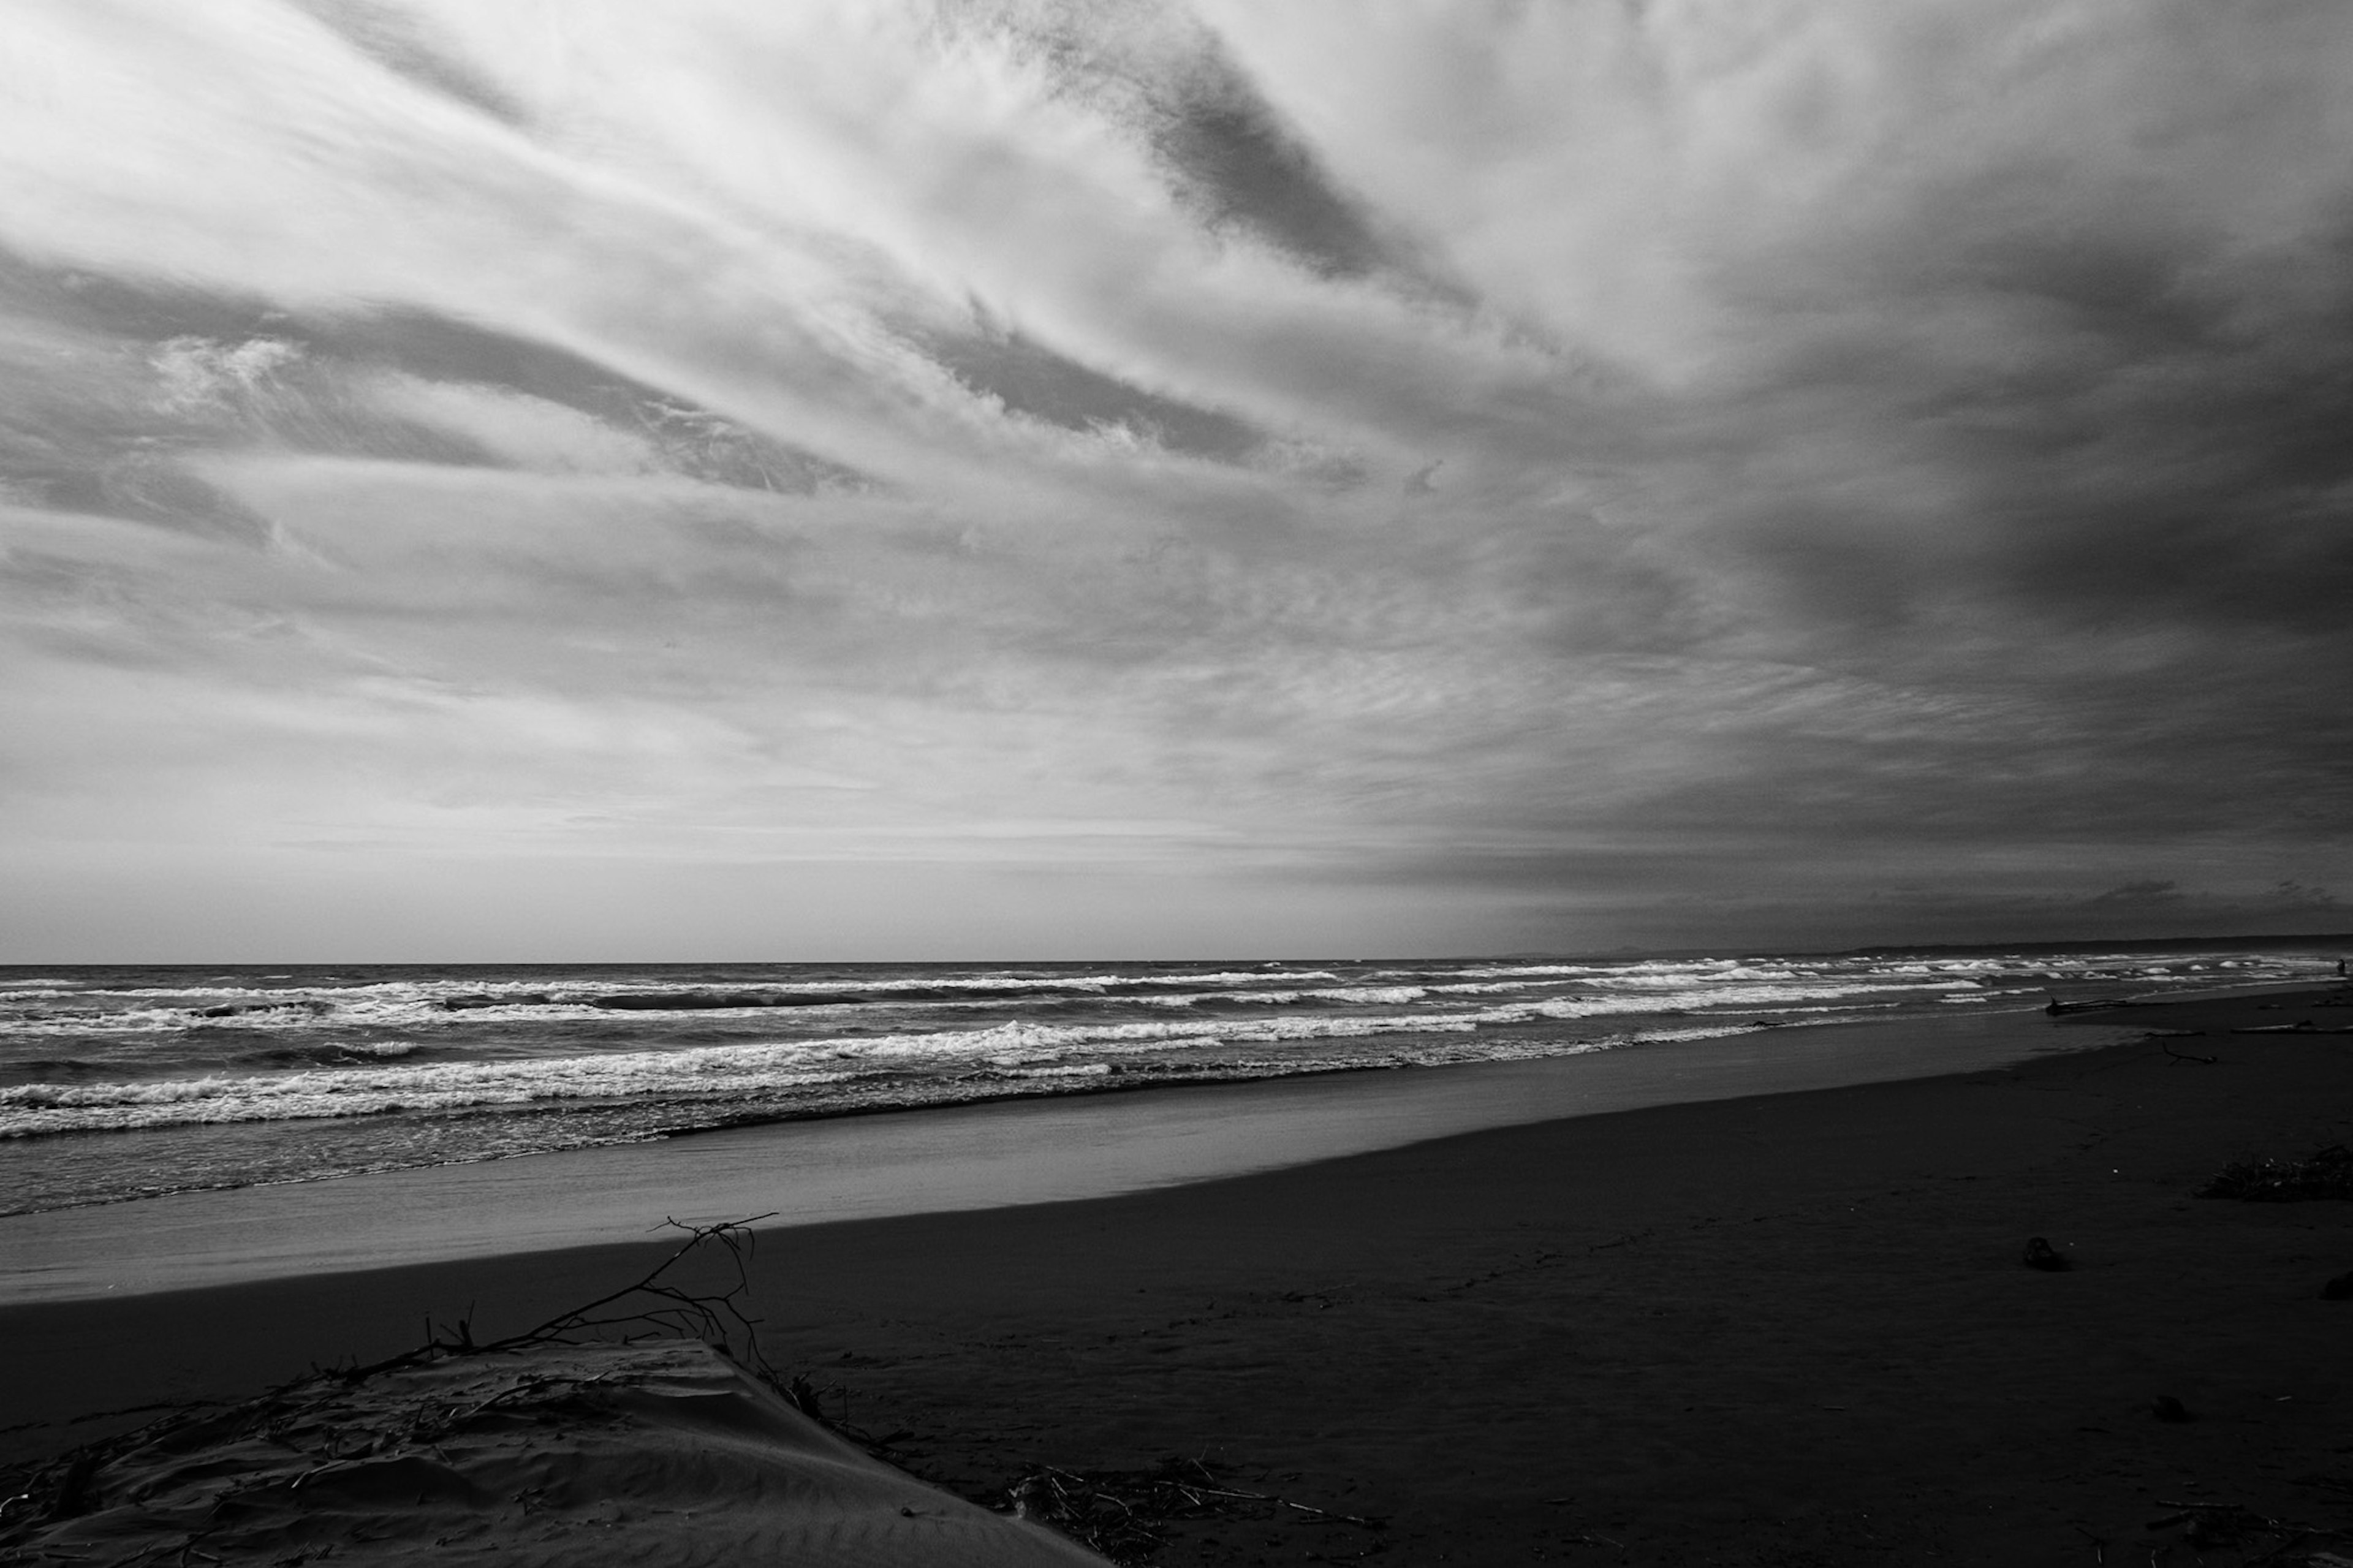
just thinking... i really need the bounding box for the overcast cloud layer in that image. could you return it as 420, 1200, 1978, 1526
2, 0, 2349, 960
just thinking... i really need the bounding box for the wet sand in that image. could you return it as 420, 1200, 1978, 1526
7, 987, 2353, 1564
3, 1006, 2126, 1305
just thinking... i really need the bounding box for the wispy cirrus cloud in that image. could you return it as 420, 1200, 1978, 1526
0, 0, 2347, 959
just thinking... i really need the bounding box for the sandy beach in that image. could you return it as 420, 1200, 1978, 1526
7, 986, 2353, 1564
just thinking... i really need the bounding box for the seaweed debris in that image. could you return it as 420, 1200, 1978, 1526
998, 1455, 1384, 1565
2198, 1145, 2353, 1202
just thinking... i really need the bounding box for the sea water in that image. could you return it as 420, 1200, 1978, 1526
2, 942, 2334, 1221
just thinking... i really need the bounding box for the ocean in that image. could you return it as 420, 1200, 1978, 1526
2, 941, 2336, 1223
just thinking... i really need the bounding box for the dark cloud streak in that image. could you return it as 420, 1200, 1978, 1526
921, 324, 1264, 459
286, 0, 534, 127
1146, 81, 1389, 278
0, 249, 870, 533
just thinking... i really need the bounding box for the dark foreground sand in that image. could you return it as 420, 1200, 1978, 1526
2, 1338, 1113, 1566
7, 988, 2353, 1565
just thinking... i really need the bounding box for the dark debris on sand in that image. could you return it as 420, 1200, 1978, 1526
995, 1455, 1386, 1567
2198, 1144, 2353, 1202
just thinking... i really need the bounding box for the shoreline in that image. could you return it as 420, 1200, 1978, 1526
11, 952, 2330, 1219
8, 987, 2352, 1563
2, 1001, 2143, 1306
0, 1015, 1789, 1224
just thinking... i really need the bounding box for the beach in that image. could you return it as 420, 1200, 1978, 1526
6, 984, 2353, 1562
9, 2, 2351, 1558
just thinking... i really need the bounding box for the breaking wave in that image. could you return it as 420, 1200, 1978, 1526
0, 944, 2334, 1212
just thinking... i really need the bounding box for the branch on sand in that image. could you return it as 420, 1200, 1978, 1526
2148, 1032, 2219, 1066
0, 1214, 806, 1541
332, 1211, 787, 1390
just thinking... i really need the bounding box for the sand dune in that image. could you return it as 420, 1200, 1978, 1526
2, 1338, 1110, 1566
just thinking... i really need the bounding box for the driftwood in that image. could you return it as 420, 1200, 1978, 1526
334, 1211, 785, 1385
2153, 1034, 2219, 1065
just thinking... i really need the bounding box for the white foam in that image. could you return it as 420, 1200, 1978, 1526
0, 988, 1837, 1139
0, 1002, 1563, 1136
1, 949, 2324, 1145
0, 969, 1373, 1038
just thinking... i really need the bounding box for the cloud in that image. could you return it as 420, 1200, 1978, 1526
285, 0, 533, 127
0, 0, 2347, 958
360, 376, 659, 476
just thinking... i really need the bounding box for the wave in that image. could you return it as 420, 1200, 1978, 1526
231, 1042, 428, 1068
0, 966, 1349, 1006
0, 1058, 112, 1081
0, 1020, 1787, 1218
0, 947, 2327, 1142
0, 944, 2333, 1220
0, 967, 1999, 1041
0, 999, 1784, 1137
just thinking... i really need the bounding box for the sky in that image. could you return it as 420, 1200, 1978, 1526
1, 0, 2349, 961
